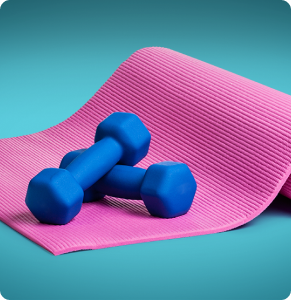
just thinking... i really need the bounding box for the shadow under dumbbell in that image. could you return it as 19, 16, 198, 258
11, 199, 151, 227
11, 210, 40, 225
88, 197, 152, 219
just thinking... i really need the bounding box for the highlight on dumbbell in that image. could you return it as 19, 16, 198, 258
25, 112, 151, 225
61, 149, 197, 218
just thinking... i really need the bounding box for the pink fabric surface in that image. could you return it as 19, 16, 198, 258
1, 47, 291, 255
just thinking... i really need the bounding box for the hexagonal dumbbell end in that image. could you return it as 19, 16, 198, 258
95, 112, 151, 166
25, 168, 84, 225
140, 162, 197, 218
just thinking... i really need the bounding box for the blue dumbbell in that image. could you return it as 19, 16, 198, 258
60, 149, 197, 218
25, 112, 151, 225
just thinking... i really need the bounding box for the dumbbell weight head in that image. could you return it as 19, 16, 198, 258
95, 112, 151, 166
25, 168, 84, 224
140, 162, 197, 218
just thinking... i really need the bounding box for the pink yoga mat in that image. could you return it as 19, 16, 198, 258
1, 47, 291, 255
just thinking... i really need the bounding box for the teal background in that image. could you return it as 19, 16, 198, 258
0, 0, 291, 299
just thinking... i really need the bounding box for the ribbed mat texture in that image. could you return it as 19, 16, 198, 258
1, 47, 291, 255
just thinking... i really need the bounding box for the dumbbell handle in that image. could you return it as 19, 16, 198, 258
65, 137, 123, 190
60, 149, 146, 200
93, 165, 146, 200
